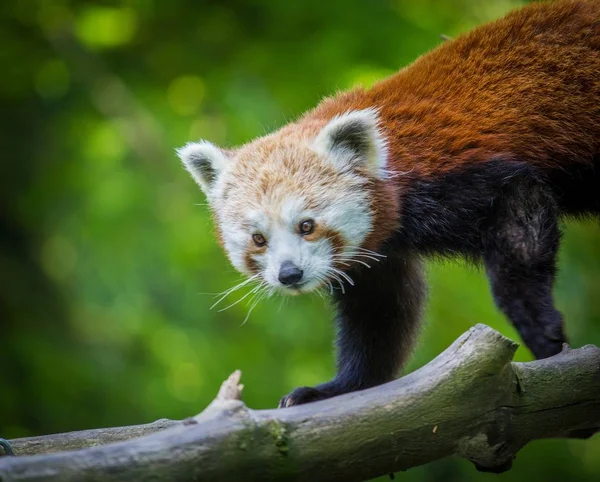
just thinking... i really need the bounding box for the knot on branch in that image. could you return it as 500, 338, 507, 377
457, 413, 517, 474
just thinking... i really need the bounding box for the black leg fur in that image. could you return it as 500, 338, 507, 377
394, 160, 570, 359
279, 252, 425, 407
483, 179, 566, 359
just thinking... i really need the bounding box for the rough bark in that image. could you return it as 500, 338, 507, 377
5, 419, 178, 457
0, 324, 598, 482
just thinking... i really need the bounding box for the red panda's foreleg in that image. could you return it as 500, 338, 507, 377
278, 252, 425, 408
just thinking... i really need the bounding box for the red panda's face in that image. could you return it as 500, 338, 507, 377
214, 166, 374, 295
178, 109, 389, 295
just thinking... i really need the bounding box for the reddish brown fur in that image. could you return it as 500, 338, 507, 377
363, 177, 401, 251
317, 225, 344, 247
297, 0, 600, 244
244, 250, 260, 274
211, 211, 225, 250
244, 242, 267, 273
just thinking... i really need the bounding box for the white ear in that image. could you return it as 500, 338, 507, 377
176, 140, 230, 195
313, 108, 387, 178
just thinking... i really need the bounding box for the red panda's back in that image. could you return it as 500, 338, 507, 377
309, 0, 600, 177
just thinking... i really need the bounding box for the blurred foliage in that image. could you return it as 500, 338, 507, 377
1, 0, 599, 480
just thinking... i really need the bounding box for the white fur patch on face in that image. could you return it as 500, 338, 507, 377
320, 188, 372, 249
313, 108, 388, 179
280, 197, 306, 225
220, 221, 254, 275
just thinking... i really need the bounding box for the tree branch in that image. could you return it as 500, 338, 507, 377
1, 325, 598, 482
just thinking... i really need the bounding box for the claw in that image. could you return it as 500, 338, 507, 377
277, 386, 331, 408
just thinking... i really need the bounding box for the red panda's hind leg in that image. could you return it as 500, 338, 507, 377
278, 252, 425, 408
484, 179, 566, 359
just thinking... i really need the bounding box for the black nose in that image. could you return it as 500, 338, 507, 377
278, 261, 304, 286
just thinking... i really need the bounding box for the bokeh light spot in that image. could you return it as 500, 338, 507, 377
83, 121, 126, 165
168, 76, 206, 116
343, 65, 395, 89
75, 7, 138, 49
168, 362, 204, 402
34, 60, 70, 100
41, 235, 78, 282
188, 115, 227, 144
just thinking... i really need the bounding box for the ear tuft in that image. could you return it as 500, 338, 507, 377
313, 108, 387, 178
176, 141, 229, 195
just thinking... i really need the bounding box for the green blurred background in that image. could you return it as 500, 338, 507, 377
1, 0, 599, 480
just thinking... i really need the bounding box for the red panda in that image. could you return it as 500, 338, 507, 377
177, 0, 600, 407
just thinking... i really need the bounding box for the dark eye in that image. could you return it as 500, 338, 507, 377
299, 219, 315, 235
252, 233, 267, 247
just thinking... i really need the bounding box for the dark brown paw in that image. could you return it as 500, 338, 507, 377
278, 386, 330, 408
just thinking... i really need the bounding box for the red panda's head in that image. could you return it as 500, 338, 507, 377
177, 109, 395, 295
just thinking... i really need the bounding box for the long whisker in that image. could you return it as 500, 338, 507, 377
343, 252, 384, 261
345, 246, 387, 258
241, 289, 266, 325
326, 271, 346, 294
219, 274, 261, 296
334, 260, 351, 267
277, 295, 289, 313
217, 282, 264, 312
312, 274, 331, 299
312, 272, 334, 296
210, 274, 261, 310
211, 275, 257, 302
329, 267, 355, 286
336, 253, 382, 263
326, 279, 334, 295
332, 256, 372, 268
352, 247, 386, 256
248, 282, 266, 304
